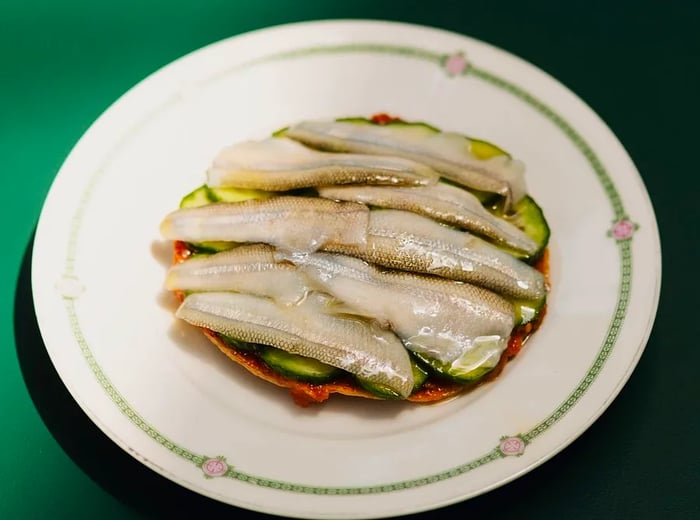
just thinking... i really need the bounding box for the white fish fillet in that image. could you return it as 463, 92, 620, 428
318, 183, 538, 255
286, 120, 527, 210
177, 291, 414, 397
165, 244, 309, 305
324, 209, 547, 300
160, 196, 369, 253
207, 137, 439, 190
279, 251, 515, 367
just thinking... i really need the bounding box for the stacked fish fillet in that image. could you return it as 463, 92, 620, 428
160, 118, 549, 404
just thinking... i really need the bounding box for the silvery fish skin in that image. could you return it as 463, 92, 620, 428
160, 196, 369, 253
323, 209, 546, 301
165, 244, 309, 305
286, 120, 527, 210
176, 291, 414, 397
207, 137, 439, 190
318, 183, 538, 255
279, 251, 515, 368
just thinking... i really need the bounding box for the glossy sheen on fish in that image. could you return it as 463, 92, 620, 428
176, 291, 414, 397
279, 251, 515, 368
286, 121, 527, 209
323, 210, 546, 300
318, 183, 538, 255
165, 244, 309, 305
160, 196, 369, 252
207, 137, 439, 190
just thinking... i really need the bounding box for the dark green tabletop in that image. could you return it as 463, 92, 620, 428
3, 1, 698, 518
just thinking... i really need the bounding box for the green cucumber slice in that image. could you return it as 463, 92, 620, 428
514, 297, 546, 325
179, 186, 271, 253
258, 347, 342, 384
180, 185, 215, 208
356, 355, 428, 398
272, 126, 289, 137
180, 184, 272, 207
209, 186, 273, 203
413, 349, 497, 384
219, 335, 259, 353
487, 195, 550, 263
186, 241, 236, 254
355, 380, 403, 399
410, 355, 430, 391
506, 195, 550, 260
467, 137, 509, 160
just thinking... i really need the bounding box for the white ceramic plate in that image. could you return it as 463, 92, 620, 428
32, 20, 661, 519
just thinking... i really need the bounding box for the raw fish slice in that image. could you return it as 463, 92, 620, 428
177, 291, 414, 397
207, 137, 439, 190
286, 120, 526, 209
160, 196, 369, 253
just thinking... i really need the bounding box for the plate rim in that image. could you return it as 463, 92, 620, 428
30, 19, 662, 519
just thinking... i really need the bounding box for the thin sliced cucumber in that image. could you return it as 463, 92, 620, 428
413, 351, 496, 384
504, 195, 550, 262
336, 116, 441, 134
410, 355, 430, 391
187, 241, 237, 254
272, 126, 289, 137
486, 195, 550, 263
259, 347, 342, 384
357, 354, 429, 398
335, 116, 377, 125
356, 379, 402, 399
209, 186, 273, 203
468, 138, 509, 160
180, 185, 215, 208
514, 297, 546, 325
180, 184, 272, 207
219, 335, 259, 353
180, 186, 271, 253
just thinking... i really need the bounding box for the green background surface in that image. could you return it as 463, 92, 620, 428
2, 1, 698, 518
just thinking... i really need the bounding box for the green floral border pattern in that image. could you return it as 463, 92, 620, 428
61, 43, 630, 494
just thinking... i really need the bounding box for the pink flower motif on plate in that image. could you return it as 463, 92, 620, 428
609, 219, 638, 241
202, 457, 228, 477
444, 52, 468, 76
499, 437, 526, 456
